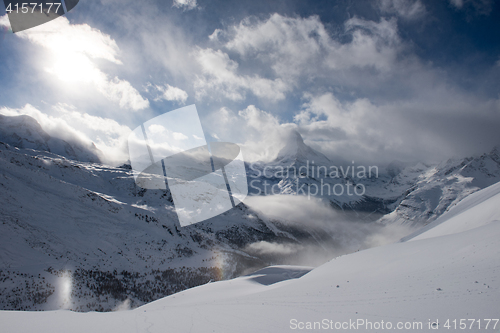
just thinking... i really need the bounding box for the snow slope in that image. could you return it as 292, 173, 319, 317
2, 180, 499, 332
0, 141, 359, 311
401, 179, 500, 241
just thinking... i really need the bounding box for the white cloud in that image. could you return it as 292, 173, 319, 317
148, 124, 166, 134
377, 0, 426, 19
0, 104, 132, 165
244, 195, 415, 265
194, 14, 403, 103
196, 13, 498, 164
223, 14, 331, 79
6, 15, 149, 111
220, 14, 402, 76
85, 11, 405, 107
173, 0, 197, 10
239, 104, 282, 130
0, 13, 10, 29
100, 77, 150, 110
153, 84, 188, 103
245, 241, 301, 256
294, 90, 500, 164
327, 17, 401, 71
194, 48, 290, 101
172, 132, 188, 141
17, 18, 122, 64
203, 85, 500, 165
203, 105, 296, 162
237, 106, 297, 161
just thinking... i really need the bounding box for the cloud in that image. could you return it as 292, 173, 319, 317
195, 13, 499, 165
0, 13, 10, 29
222, 14, 331, 79
203, 105, 297, 162
100, 77, 150, 111
17, 18, 122, 65
194, 48, 290, 101
295, 90, 500, 164
449, 0, 494, 15
204, 85, 500, 165
450, 0, 465, 7
330, 17, 402, 71
151, 84, 188, 104
3, 6, 498, 168
147, 123, 188, 141
5, 15, 149, 111
173, 0, 197, 11
245, 241, 301, 256
172, 132, 188, 140
222, 14, 401, 76
377, 0, 426, 19
195, 14, 404, 103
244, 195, 415, 265
237, 106, 297, 161
0, 104, 132, 165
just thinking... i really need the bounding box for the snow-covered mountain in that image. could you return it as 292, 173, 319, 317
247, 130, 369, 213
1, 114, 499, 313
2, 169, 499, 332
274, 130, 331, 166
378, 148, 500, 226
0, 139, 358, 311
249, 129, 500, 226
0, 114, 101, 163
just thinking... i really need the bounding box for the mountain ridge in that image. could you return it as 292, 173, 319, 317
0, 114, 101, 163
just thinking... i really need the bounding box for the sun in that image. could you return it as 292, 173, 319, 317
45, 49, 99, 83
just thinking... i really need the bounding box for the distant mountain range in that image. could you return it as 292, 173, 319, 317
248, 128, 500, 226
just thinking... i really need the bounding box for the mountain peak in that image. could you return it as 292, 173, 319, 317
274, 130, 330, 165
489, 146, 500, 161
0, 114, 101, 163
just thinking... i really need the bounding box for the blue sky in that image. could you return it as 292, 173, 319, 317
0, 0, 499, 165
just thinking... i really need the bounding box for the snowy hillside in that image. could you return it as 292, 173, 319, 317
2, 170, 499, 332
0, 139, 367, 311
0, 114, 101, 163
1, 113, 499, 314
379, 148, 500, 226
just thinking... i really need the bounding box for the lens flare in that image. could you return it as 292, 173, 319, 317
59, 271, 73, 309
